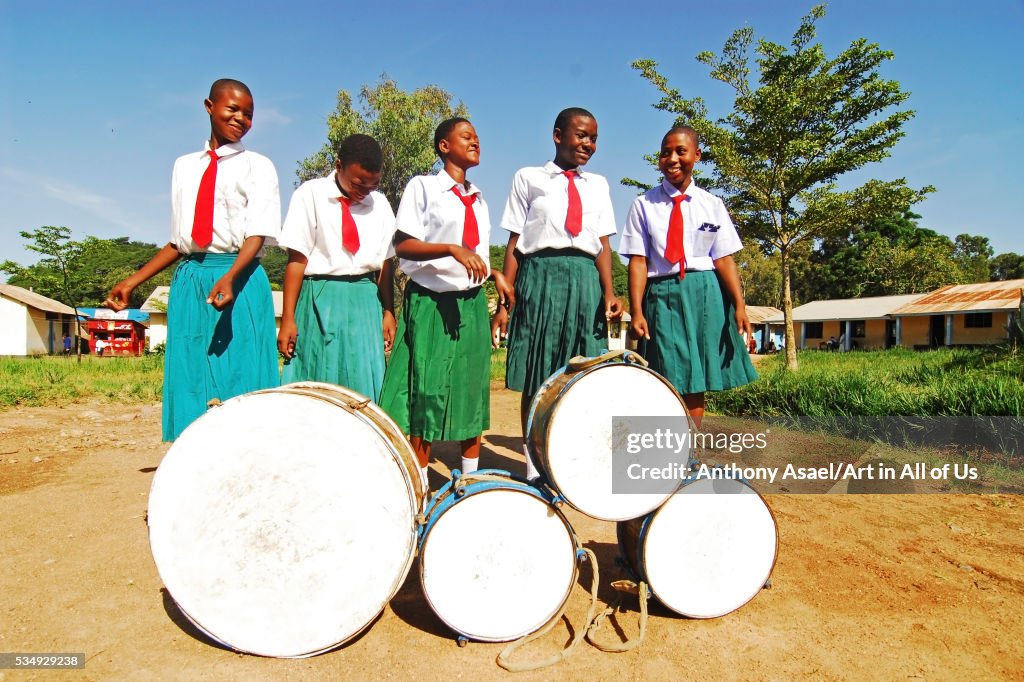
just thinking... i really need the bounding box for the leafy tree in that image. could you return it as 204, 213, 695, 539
990, 252, 1024, 281
733, 246, 784, 308
296, 75, 469, 207
952, 233, 993, 283
861, 235, 968, 294
631, 5, 932, 369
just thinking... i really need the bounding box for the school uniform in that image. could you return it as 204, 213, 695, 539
378, 170, 491, 442
278, 174, 396, 400
500, 162, 616, 396
163, 140, 280, 441
619, 179, 757, 395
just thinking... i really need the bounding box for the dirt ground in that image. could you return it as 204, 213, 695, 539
1, 388, 1022, 681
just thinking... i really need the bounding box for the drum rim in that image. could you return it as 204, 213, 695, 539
149, 387, 422, 657
418, 476, 580, 642
528, 361, 689, 520
637, 476, 779, 619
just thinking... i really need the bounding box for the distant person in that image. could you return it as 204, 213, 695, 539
827, 335, 837, 351
62, 333, 72, 355
95, 337, 107, 356
104, 78, 280, 441
277, 134, 397, 400
379, 118, 511, 485
839, 332, 847, 351
768, 340, 777, 354
491, 107, 622, 479
620, 126, 758, 428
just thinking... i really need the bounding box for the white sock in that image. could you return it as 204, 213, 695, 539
524, 445, 540, 481
461, 456, 479, 474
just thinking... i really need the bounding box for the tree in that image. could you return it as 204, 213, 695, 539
952, 234, 993, 283
631, 5, 932, 369
296, 75, 469, 207
990, 252, 1024, 281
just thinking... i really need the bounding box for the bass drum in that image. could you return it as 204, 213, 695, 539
618, 474, 777, 618
148, 382, 425, 657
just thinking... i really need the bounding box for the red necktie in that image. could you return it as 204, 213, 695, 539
191, 149, 219, 248
339, 197, 360, 254
563, 170, 582, 237
451, 186, 480, 250
664, 194, 689, 279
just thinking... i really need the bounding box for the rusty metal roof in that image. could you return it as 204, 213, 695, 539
763, 294, 921, 323
747, 306, 783, 324
889, 279, 1024, 315
0, 284, 78, 315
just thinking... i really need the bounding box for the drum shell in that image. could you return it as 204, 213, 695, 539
616, 474, 778, 619
148, 382, 424, 657
418, 470, 579, 642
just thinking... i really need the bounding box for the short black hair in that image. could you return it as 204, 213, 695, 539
553, 107, 595, 133
434, 117, 472, 158
663, 125, 700, 148
209, 78, 252, 101
337, 134, 383, 173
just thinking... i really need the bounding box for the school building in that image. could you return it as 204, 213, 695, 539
142, 286, 285, 349
0, 284, 84, 356
747, 306, 784, 352
765, 279, 1024, 351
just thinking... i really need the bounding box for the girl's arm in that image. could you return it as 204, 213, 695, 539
490, 234, 520, 346
278, 249, 307, 358
713, 254, 752, 337
378, 258, 396, 352
393, 231, 489, 283
628, 255, 650, 340
104, 243, 182, 311
597, 235, 623, 320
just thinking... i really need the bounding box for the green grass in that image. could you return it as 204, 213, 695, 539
0, 355, 164, 408
709, 347, 1024, 417
490, 347, 506, 382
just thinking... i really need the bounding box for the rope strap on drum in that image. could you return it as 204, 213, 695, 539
566, 349, 648, 372
584, 579, 649, 653
496, 547, 601, 673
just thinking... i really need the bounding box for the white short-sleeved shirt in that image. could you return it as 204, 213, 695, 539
499, 161, 616, 256
278, 174, 396, 276
170, 141, 281, 255
618, 179, 742, 276
394, 170, 492, 292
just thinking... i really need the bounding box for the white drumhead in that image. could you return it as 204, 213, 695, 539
420, 487, 577, 641
546, 364, 688, 520
148, 391, 419, 657
643, 477, 777, 618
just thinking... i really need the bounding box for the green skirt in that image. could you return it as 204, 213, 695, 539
163, 253, 279, 441
281, 274, 385, 401
379, 282, 490, 441
640, 271, 758, 395
505, 250, 607, 397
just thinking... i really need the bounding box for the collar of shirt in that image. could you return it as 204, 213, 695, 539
204, 140, 245, 160
543, 160, 590, 180
330, 171, 365, 206
659, 177, 699, 200
435, 168, 482, 197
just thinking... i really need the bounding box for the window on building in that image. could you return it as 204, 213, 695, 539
964, 313, 992, 328
805, 322, 823, 339
851, 321, 866, 338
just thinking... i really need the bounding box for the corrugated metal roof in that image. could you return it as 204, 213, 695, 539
141, 285, 284, 317
889, 279, 1024, 315
0, 284, 77, 315
763, 294, 922, 323
747, 306, 782, 324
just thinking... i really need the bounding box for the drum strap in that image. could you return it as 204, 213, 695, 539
495, 547, 601, 673
584, 580, 650, 653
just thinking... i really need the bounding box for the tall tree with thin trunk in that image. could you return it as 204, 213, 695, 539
631, 4, 932, 369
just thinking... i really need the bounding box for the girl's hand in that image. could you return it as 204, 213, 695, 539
604, 295, 624, 321
492, 271, 514, 310
451, 245, 488, 284
735, 306, 752, 338
491, 307, 508, 349
207, 276, 235, 309
382, 310, 396, 352
104, 280, 134, 312
278, 318, 298, 358
630, 312, 650, 341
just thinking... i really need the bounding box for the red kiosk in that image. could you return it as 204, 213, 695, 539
84, 309, 148, 356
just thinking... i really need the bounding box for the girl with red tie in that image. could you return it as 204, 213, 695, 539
105, 78, 280, 441
492, 107, 623, 479
619, 126, 757, 427
379, 118, 511, 486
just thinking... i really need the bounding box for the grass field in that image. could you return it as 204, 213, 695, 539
0, 354, 165, 408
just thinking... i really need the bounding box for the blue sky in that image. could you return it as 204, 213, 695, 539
1, 1, 1021, 271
